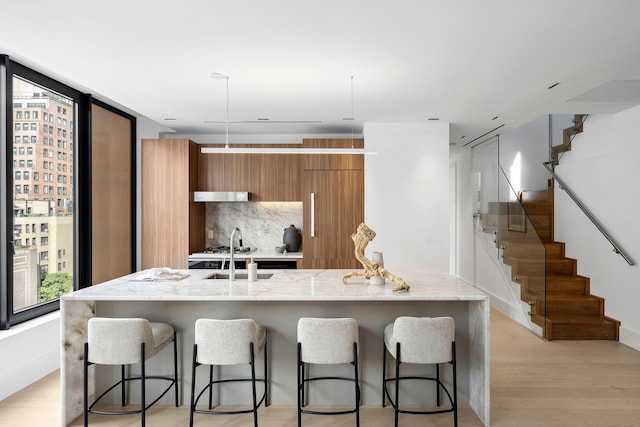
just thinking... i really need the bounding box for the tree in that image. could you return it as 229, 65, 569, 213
40, 272, 72, 302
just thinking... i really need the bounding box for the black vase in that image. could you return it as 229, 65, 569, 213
283, 225, 302, 252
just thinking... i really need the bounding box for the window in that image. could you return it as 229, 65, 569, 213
3, 57, 136, 330
15, 171, 21, 180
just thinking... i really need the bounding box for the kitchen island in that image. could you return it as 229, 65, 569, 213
61, 269, 489, 426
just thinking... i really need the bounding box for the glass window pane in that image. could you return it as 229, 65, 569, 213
12, 77, 74, 313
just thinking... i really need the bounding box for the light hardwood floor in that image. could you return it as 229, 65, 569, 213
2, 308, 640, 426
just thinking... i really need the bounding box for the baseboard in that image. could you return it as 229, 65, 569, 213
620, 325, 640, 352
482, 290, 531, 329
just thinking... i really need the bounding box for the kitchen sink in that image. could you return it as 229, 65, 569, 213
206, 273, 274, 280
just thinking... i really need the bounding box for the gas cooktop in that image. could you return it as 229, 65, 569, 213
199, 246, 254, 254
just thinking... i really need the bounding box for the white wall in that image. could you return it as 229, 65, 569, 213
0, 311, 60, 400
363, 122, 450, 271
554, 107, 640, 349
499, 115, 551, 195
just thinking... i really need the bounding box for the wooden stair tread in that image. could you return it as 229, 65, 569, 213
545, 314, 618, 325
546, 294, 601, 301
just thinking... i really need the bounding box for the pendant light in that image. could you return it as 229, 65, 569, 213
202, 73, 375, 155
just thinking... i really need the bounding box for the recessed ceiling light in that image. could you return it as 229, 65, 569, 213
492, 116, 499, 120
342, 117, 354, 121
257, 118, 270, 121
164, 118, 177, 121
547, 82, 560, 89
460, 135, 466, 139
428, 118, 439, 121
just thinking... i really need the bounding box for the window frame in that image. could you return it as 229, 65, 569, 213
2, 56, 88, 328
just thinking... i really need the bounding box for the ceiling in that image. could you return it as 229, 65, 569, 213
2, 0, 640, 145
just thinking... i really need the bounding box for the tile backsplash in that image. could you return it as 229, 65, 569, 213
205, 202, 303, 252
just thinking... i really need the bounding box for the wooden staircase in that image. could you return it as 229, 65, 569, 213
497, 179, 620, 340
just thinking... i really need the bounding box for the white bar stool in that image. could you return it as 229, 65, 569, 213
297, 317, 360, 426
189, 318, 268, 427
382, 316, 457, 427
83, 317, 179, 427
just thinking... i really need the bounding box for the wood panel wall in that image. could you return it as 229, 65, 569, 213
91, 104, 133, 284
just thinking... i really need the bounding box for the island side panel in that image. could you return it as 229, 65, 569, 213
60, 298, 94, 426
469, 298, 490, 426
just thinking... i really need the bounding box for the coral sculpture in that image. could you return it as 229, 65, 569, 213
342, 223, 410, 292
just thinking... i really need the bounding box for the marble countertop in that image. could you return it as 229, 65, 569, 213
63, 269, 488, 302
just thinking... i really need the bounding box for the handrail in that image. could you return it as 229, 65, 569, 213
543, 162, 635, 266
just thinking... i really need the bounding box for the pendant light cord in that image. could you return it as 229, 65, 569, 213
350, 75, 355, 149
225, 75, 229, 149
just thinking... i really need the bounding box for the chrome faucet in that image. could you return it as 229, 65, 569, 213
229, 227, 243, 280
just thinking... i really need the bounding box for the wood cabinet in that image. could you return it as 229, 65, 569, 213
302, 169, 364, 268
142, 139, 204, 269
301, 139, 364, 269
199, 146, 301, 201
250, 153, 302, 201
183, 138, 364, 269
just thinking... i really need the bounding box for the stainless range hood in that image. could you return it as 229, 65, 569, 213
193, 191, 250, 202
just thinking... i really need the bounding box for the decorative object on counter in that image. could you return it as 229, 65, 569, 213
283, 224, 302, 252
369, 252, 386, 285
275, 245, 287, 254
342, 223, 410, 292
248, 259, 258, 281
